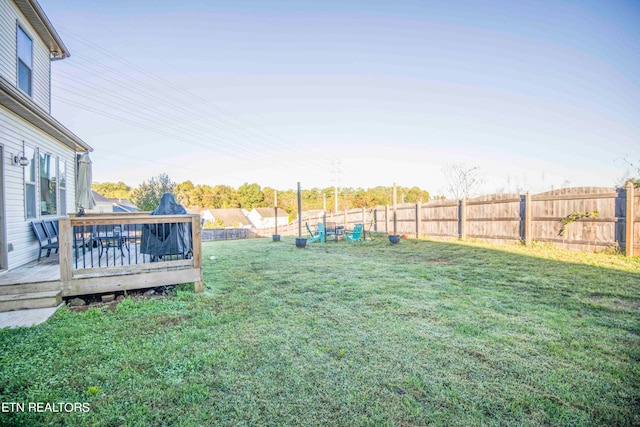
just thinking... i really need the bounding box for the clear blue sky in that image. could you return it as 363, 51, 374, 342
40, 0, 640, 195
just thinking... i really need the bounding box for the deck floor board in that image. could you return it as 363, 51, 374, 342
0, 244, 174, 287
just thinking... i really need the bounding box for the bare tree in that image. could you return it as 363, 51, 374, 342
616, 155, 640, 188
443, 163, 484, 199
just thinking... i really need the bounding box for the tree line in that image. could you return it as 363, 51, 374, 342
92, 173, 434, 217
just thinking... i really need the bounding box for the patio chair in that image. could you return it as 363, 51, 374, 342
306, 222, 323, 243
318, 222, 335, 243
345, 223, 364, 243
31, 221, 59, 261
322, 222, 336, 242
72, 225, 97, 256
43, 221, 59, 253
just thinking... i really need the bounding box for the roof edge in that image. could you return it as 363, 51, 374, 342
15, 0, 70, 59
0, 76, 91, 152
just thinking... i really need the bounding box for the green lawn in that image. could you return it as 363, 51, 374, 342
1, 237, 639, 426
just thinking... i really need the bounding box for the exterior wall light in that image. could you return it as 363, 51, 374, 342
13, 152, 29, 167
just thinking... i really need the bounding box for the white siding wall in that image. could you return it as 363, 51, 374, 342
1, 106, 76, 269
0, 0, 52, 112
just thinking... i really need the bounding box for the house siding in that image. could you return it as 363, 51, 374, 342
1, 105, 76, 269
0, 0, 52, 113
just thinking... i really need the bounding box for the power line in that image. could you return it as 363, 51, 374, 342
53, 26, 332, 174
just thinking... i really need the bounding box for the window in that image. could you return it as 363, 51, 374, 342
24, 146, 36, 219
39, 152, 57, 216
24, 146, 66, 218
17, 26, 33, 96
59, 160, 67, 215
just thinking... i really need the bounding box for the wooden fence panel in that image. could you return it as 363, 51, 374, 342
466, 194, 522, 242
420, 200, 459, 238
375, 207, 389, 234
394, 203, 416, 235
531, 187, 619, 250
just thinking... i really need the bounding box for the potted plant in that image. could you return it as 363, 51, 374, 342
295, 237, 307, 248
272, 234, 281, 242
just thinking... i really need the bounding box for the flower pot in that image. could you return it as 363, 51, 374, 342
389, 235, 400, 245
295, 237, 307, 248
272, 234, 281, 242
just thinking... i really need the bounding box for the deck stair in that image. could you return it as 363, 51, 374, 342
0, 281, 62, 312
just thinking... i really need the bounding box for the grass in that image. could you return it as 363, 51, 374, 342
1, 236, 639, 426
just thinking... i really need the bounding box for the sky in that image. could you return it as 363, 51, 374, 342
39, 0, 640, 196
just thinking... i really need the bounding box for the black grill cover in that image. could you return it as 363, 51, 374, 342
140, 193, 192, 259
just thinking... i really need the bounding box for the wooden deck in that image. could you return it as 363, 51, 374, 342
0, 214, 203, 304
0, 241, 162, 288
0, 254, 59, 286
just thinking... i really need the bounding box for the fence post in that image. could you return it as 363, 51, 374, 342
626, 182, 635, 258
362, 207, 366, 227
525, 192, 532, 246
344, 209, 348, 228
385, 205, 390, 234
459, 198, 467, 240
416, 201, 422, 239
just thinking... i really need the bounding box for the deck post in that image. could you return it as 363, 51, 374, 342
192, 215, 204, 292
58, 217, 72, 289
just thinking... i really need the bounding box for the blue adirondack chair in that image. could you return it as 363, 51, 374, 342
306, 223, 324, 243
31, 221, 59, 261
345, 223, 364, 243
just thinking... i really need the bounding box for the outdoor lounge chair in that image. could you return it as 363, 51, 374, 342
306, 223, 324, 243
31, 221, 59, 261
345, 223, 364, 243
72, 225, 97, 256
43, 221, 59, 253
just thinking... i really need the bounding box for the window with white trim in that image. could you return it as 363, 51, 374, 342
17, 26, 33, 97
39, 152, 57, 216
24, 145, 37, 219
59, 160, 67, 215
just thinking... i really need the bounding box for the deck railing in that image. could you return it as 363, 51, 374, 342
58, 214, 203, 296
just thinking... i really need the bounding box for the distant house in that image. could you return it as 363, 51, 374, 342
247, 208, 289, 229
301, 210, 326, 222
88, 191, 138, 214
0, 0, 92, 271
198, 208, 252, 228
187, 208, 214, 225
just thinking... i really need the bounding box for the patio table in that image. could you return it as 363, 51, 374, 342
98, 229, 129, 258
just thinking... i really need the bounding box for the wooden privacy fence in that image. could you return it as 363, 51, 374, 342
199, 185, 638, 256
367, 184, 638, 256
202, 222, 300, 241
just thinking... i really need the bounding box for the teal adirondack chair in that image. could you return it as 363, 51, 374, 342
306, 223, 324, 243
317, 222, 330, 243
345, 223, 363, 243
